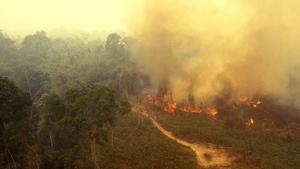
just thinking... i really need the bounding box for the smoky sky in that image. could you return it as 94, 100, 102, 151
0, 0, 140, 35
129, 0, 300, 107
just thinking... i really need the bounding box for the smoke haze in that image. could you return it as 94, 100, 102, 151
0, 0, 140, 36
129, 0, 300, 107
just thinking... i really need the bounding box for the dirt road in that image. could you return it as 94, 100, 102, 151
133, 106, 234, 168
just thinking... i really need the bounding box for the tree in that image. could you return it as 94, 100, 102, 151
0, 32, 16, 63
39, 85, 131, 169
0, 76, 32, 169
5, 31, 51, 102
64, 85, 130, 169
0, 30, 139, 168
14, 66, 50, 101
105, 33, 124, 57
20, 31, 52, 66
0, 32, 18, 77
38, 94, 65, 148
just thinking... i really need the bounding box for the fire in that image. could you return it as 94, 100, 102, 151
239, 97, 249, 103
146, 93, 204, 114
247, 118, 255, 127
207, 106, 218, 116
239, 97, 263, 108
252, 99, 262, 108
146, 92, 219, 116
163, 101, 177, 113
161, 94, 177, 113
256, 99, 262, 105
250, 118, 254, 124
146, 92, 262, 129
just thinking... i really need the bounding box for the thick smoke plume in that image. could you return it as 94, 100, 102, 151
128, 0, 300, 107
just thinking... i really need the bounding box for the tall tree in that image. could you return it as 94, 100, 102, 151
39, 85, 131, 169
105, 33, 124, 57
64, 85, 130, 169
0, 77, 32, 169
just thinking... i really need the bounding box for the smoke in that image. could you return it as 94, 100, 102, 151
128, 0, 300, 107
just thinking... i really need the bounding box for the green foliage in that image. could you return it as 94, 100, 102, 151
105, 33, 123, 57
1, 31, 147, 102
37, 85, 131, 168
0, 32, 16, 63
20, 31, 52, 66
63, 85, 124, 128
0, 77, 31, 123
98, 112, 199, 169
0, 30, 146, 169
119, 100, 131, 115
0, 76, 32, 168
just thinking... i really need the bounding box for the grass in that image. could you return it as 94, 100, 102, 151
151, 111, 300, 169
96, 112, 200, 169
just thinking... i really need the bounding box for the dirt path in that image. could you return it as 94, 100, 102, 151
133, 106, 234, 168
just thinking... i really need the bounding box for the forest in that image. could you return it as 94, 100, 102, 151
0, 31, 140, 169
1, 0, 300, 169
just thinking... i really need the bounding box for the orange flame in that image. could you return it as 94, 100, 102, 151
207, 106, 218, 116
162, 94, 177, 113
247, 118, 255, 127
146, 93, 218, 116
252, 99, 262, 108
163, 102, 177, 113
239, 97, 249, 103
239, 97, 263, 108
256, 99, 262, 105
179, 106, 202, 113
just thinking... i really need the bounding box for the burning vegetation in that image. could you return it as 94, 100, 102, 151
140, 87, 300, 136
146, 92, 212, 115
130, 0, 300, 114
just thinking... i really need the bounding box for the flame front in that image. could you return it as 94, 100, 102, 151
146, 92, 262, 129
146, 93, 218, 116
179, 106, 202, 113
239, 97, 263, 108
162, 94, 176, 113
